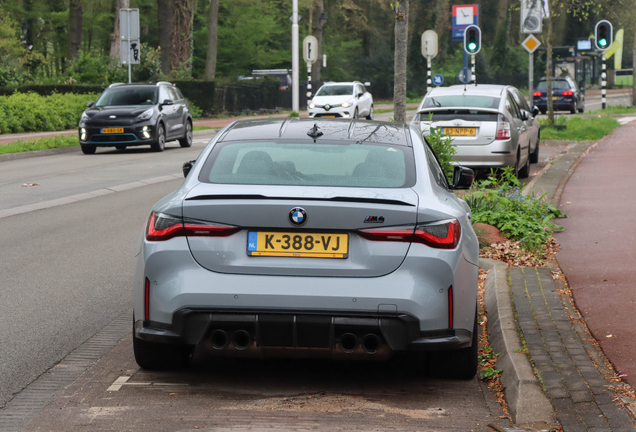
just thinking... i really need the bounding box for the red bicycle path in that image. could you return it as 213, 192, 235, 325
555, 119, 636, 387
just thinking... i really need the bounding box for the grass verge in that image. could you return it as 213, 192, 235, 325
584, 104, 636, 115
540, 115, 620, 141
193, 126, 215, 131
0, 135, 78, 155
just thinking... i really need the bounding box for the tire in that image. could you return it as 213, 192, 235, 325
578, 105, 585, 113
425, 309, 479, 380
133, 333, 193, 370
115, 145, 126, 151
513, 150, 521, 178
151, 124, 166, 152
81, 144, 96, 155
570, 101, 577, 114
518, 148, 530, 179
366, 105, 374, 120
179, 121, 193, 148
539, 109, 546, 115
353, 108, 358, 119
529, 138, 540, 164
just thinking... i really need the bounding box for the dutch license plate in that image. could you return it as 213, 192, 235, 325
101, 128, 124, 134
552, 96, 559, 100
322, 115, 336, 118
443, 127, 476, 136
247, 231, 349, 258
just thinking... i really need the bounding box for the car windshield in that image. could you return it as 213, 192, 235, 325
95, 87, 158, 107
537, 80, 571, 90
423, 95, 500, 109
316, 85, 354, 96
200, 141, 414, 188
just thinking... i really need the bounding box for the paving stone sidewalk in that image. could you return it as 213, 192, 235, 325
506, 139, 636, 430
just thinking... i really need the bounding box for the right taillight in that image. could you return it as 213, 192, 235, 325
359, 220, 461, 249
495, 114, 511, 140
532, 91, 542, 97
145, 212, 239, 241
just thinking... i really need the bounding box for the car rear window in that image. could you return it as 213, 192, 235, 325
423, 95, 500, 109
199, 141, 415, 188
96, 87, 158, 106
537, 80, 571, 90
417, 110, 498, 122
316, 85, 354, 96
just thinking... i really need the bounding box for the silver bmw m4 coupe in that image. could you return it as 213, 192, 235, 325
133, 118, 480, 378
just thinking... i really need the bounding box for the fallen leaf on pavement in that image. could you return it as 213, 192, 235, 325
22, 183, 39, 187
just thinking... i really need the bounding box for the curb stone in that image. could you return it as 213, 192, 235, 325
480, 257, 556, 425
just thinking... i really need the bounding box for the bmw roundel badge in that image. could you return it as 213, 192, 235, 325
289, 207, 307, 226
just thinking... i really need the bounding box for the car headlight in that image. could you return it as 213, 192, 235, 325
80, 111, 89, 121
341, 101, 354, 108
137, 108, 154, 121
309, 103, 315, 109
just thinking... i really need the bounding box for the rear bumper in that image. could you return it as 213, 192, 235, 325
451, 139, 517, 169
534, 98, 577, 110
134, 309, 473, 355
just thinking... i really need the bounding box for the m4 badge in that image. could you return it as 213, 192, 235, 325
364, 216, 385, 223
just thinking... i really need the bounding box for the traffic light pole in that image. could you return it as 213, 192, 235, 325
426, 58, 431, 92
529, 52, 534, 108
307, 62, 312, 106
471, 55, 476, 85
601, 52, 606, 110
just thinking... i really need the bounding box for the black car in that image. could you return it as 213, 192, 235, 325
78, 82, 193, 154
532, 77, 585, 114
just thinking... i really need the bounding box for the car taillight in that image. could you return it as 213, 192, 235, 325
562, 90, 573, 96
495, 114, 511, 140
359, 220, 461, 249
146, 212, 239, 241
532, 91, 542, 97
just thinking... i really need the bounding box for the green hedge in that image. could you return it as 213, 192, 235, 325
0, 84, 105, 97
0, 92, 99, 134
172, 80, 215, 117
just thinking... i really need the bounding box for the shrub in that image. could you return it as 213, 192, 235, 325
464, 168, 565, 251
421, 113, 457, 181
0, 92, 99, 134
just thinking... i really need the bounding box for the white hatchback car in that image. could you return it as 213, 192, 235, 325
308, 82, 373, 120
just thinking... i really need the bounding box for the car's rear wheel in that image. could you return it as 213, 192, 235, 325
81, 144, 96, 155
570, 101, 577, 114
179, 121, 193, 148
530, 136, 541, 163
578, 105, 584, 113
133, 333, 194, 370
539, 109, 546, 115
151, 124, 166, 152
425, 310, 479, 380
518, 148, 530, 178
366, 105, 374, 120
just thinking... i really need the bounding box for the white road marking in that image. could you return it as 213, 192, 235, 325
107, 376, 130, 391
106, 376, 189, 391
617, 117, 636, 125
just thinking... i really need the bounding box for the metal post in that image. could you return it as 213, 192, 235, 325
601, 52, 606, 110
307, 62, 312, 106
529, 52, 534, 107
291, 0, 299, 114
127, 12, 131, 84
426, 57, 431, 92
471, 54, 476, 85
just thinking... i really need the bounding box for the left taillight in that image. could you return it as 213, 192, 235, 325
145, 212, 239, 241
359, 220, 461, 249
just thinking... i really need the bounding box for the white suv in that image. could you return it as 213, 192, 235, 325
308, 82, 373, 119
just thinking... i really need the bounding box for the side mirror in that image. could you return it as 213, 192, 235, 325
357, 92, 364, 98
532, 106, 540, 117
450, 166, 474, 190
364, 82, 371, 86
86, 101, 94, 107
182, 159, 196, 178
520, 110, 528, 121
161, 99, 174, 107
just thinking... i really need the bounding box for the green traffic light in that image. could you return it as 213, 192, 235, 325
599, 38, 607, 47
468, 42, 477, 51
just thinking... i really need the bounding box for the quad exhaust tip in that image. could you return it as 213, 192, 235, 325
362, 334, 381, 354
210, 330, 229, 350
339, 333, 359, 353
232, 330, 252, 350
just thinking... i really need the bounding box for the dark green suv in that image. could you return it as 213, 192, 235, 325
78, 82, 193, 154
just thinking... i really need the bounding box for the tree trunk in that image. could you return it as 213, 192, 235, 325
393, 0, 409, 124
110, 0, 130, 62
311, 0, 325, 83
434, 0, 450, 58
158, 0, 172, 75
546, 6, 554, 125
171, 0, 194, 74
67, 0, 83, 63
204, 0, 219, 80
633, 23, 636, 106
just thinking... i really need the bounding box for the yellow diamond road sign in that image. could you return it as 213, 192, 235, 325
522, 34, 541, 54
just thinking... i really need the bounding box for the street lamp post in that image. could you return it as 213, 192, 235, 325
320, 12, 327, 69
291, 0, 299, 114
